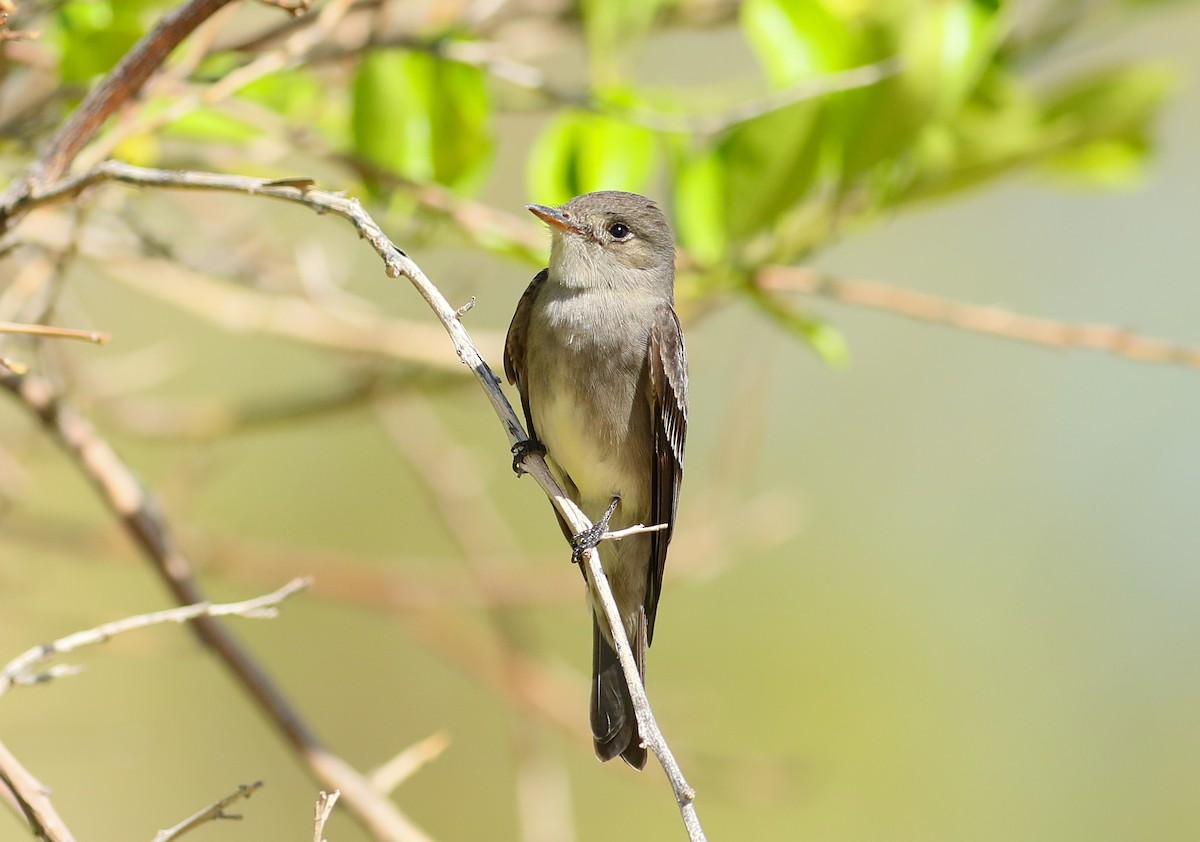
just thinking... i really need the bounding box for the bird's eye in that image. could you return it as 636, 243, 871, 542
608, 222, 630, 239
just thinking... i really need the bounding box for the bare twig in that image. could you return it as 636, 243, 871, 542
0, 579, 311, 698
313, 790, 340, 842
368, 733, 451, 796
0, 369, 432, 842
0, 738, 77, 842
10, 158, 704, 838
0, 321, 107, 344
600, 522, 668, 542
151, 781, 263, 842
759, 265, 1200, 370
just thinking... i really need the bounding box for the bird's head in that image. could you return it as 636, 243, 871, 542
527, 191, 675, 292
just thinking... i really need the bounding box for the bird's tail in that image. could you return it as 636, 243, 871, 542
591, 610, 647, 769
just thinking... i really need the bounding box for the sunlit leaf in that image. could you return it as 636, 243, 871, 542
741, 0, 850, 86
164, 108, 260, 143
581, 0, 669, 83
526, 112, 657, 205
721, 101, 826, 242
352, 49, 492, 189
673, 147, 727, 265
57, 1, 144, 82
755, 289, 850, 365
1044, 138, 1149, 187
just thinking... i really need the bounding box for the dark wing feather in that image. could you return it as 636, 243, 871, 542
504, 268, 549, 439
644, 303, 688, 645
505, 269, 575, 544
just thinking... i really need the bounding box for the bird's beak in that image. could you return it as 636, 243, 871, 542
527, 203, 588, 237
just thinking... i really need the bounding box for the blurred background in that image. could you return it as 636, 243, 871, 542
2, 0, 1200, 840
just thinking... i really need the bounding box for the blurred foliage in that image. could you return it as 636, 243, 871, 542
3, 0, 1176, 362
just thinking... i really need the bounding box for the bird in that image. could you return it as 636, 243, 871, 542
504, 190, 687, 769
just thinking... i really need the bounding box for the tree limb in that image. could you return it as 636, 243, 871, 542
0, 368, 433, 842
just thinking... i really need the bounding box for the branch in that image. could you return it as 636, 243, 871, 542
759, 265, 1200, 370
0, 739, 77, 842
151, 781, 263, 842
0, 321, 108, 345
0, 369, 433, 842
12, 158, 705, 839
313, 790, 339, 842
0, 579, 311, 699
367, 732, 450, 796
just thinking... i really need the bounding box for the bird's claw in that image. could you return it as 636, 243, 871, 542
570, 496, 620, 564
511, 438, 546, 476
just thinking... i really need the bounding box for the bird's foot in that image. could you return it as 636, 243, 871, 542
571, 496, 620, 563
511, 438, 547, 476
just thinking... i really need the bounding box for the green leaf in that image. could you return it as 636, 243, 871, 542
163, 108, 260, 144
1044, 138, 1149, 187
741, 0, 850, 86
673, 148, 727, 265
755, 288, 850, 365
240, 70, 323, 121
352, 49, 492, 189
57, 1, 144, 82
1042, 64, 1175, 143
526, 112, 657, 205
580, 0, 669, 83
901, 0, 1006, 117
721, 101, 826, 242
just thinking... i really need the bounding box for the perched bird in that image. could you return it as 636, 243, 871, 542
504, 191, 688, 769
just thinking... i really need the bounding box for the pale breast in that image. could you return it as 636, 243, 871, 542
525, 286, 656, 515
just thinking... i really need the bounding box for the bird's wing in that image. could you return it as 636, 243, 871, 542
504, 269, 576, 545
504, 268, 549, 439
645, 302, 688, 645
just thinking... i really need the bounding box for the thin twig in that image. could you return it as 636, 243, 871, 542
0, 738, 77, 842
759, 265, 1200, 370
313, 790, 340, 842
368, 732, 451, 796
0, 579, 311, 698
601, 522, 668, 542
151, 781, 263, 842
0, 368, 433, 842
0, 321, 108, 344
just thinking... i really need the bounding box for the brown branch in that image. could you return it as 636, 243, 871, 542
0, 369, 432, 842
151, 781, 263, 842
0, 738, 77, 842
759, 265, 1200, 370
0, 0, 239, 230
